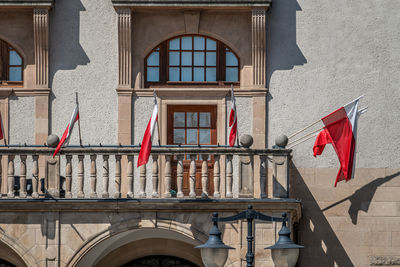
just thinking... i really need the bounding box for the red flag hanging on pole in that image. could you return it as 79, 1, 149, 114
229, 85, 237, 147
53, 104, 79, 157
0, 112, 4, 141
137, 95, 158, 167
313, 98, 360, 186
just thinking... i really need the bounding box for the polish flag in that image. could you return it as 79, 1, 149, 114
313, 98, 359, 186
53, 105, 79, 157
229, 86, 237, 147
137, 97, 158, 167
0, 112, 4, 141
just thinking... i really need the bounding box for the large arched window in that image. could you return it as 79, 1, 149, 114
145, 35, 239, 87
0, 39, 23, 86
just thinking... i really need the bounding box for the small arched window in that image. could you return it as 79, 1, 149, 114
0, 39, 23, 86
145, 35, 239, 87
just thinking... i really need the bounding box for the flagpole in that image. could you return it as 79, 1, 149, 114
154, 91, 161, 146
76, 92, 83, 147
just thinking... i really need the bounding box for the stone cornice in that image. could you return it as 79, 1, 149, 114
112, 0, 271, 8
0, 198, 302, 221
0, 0, 54, 7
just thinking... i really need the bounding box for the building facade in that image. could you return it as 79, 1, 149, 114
0, 0, 399, 266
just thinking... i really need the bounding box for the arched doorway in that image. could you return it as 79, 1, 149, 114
122, 255, 198, 267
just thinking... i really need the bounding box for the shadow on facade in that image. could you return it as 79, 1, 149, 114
266, 0, 307, 88
322, 171, 400, 225
290, 163, 354, 267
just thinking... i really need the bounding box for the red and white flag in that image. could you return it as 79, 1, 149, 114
313, 98, 360, 186
137, 96, 158, 167
53, 105, 79, 157
229, 86, 237, 147
0, 112, 4, 141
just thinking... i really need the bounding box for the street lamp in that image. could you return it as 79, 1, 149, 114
195, 205, 303, 267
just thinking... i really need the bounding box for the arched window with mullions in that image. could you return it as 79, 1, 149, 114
0, 39, 23, 86
145, 35, 239, 87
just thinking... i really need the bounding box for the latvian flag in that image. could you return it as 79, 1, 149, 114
313, 98, 359, 186
137, 97, 158, 167
53, 105, 79, 157
229, 86, 237, 147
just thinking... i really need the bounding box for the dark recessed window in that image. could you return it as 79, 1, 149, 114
145, 35, 239, 87
0, 39, 23, 86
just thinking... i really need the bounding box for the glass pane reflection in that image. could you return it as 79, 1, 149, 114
182, 52, 192, 66
169, 52, 180, 66
173, 129, 185, 144
194, 52, 204, 65
226, 52, 238, 66
9, 51, 22, 65
182, 67, 192, 81
200, 129, 211, 144
194, 37, 205, 50
169, 67, 179, 81
174, 112, 185, 127
206, 39, 216, 50
186, 129, 198, 144
199, 112, 211, 127
147, 67, 159, 82
147, 51, 159, 66
206, 52, 216, 66
9, 67, 21, 81
226, 67, 238, 82
194, 68, 204, 82
182, 37, 192, 50
186, 112, 198, 127
206, 68, 216, 81
169, 38, 180, 50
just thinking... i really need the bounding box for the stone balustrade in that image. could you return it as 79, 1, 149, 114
0, 146, 291, 199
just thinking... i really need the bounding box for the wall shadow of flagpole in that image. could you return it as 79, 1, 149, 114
321, 171, 400, 225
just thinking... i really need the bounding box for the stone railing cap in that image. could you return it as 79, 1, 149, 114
0, 0, 54, 7
112, 0, 271, 8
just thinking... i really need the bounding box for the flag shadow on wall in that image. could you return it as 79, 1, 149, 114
321, 171, 400, 225
290, 163, 354, 267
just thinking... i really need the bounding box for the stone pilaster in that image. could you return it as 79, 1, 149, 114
117, 8, 132, 88
252, 9, 266, 87
33, 8, 49, 87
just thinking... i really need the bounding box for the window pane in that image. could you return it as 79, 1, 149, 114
169, 67, 180, 81
147, 51, 159, 66
9, 67, 21, 81
173, 129, 185, 144
186, 112, 198, 127
199, 112, 211, 127
169, 38, 180, 50
206, 67, 216, 81
206, 39, 216, 50
186, 129, 198, 144
147, 67, 159, 82
194, 37, 205, 50
226, 67, 238, 82
9, 51, 22, 65
182, 67, 192, 81
200, 129, 211, 144
194, 52, 204, 66
169, 52, 180, 66
194, 68, 204, 82
206, 52, 216, 66
174, 112, 185, 127
182, 52, 192, 66
182, 37, 192, 50
226, 52, 238, 66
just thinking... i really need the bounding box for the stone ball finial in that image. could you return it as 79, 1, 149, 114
47, 134, 59, 148
240, 134, 253, 148
275, 134, 288, 148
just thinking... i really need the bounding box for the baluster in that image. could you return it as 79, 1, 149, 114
77, 155, 85, 198
176, 155, 184, 198
152, 155, 159, 198
102, 155, 109, 198
139, 164, 146, 198
213, 155, 221, 198
65, 155, 72, 198
260, 155, 267, 198
201, 154, 209, 197
226, 155, 233, 198
19, 155, 27, 198
127, 155, 134, 198
189, 154, 196, 198
7, 156, 15, 198
32, 155, 39, 198
90, 155, 97, 198
114, 155, 121, 198
163, 155, 171, 198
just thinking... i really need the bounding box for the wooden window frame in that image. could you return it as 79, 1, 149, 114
145, 34, 239, 88
0, 40, 23, 87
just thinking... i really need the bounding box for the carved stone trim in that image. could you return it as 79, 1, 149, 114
184, 11, 200, 34
134, 88, 267, 97
252, 8, 266, 87
34, 8, 49, 87
117, 8, 132, 87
